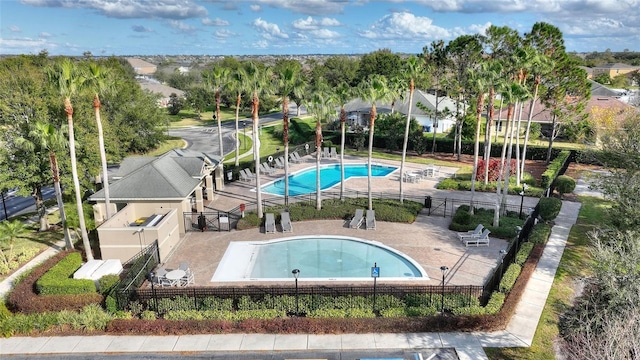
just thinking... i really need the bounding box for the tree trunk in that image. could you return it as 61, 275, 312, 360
340, 106, 347, 201
431, 87, 439, 154
50, 151, 73, 249
546, 113, 558, 165
234, 93, 241, 166
66, 98, 93, 261
368, 104, 377, 211
32, 187, 48, 231
521, 79, 540, 180
94, 95, 111, 220
216, 90, 224, 190
283, 97, 290, 206
483, 87, 495, 185
315, 121, 322, 210
492, 102, 512, 227
501, 104, 517, 215
252, 92, 263, 219
399, 80, 414, 204
470, 92, 484, 215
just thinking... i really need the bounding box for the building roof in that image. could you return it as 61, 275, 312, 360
90, 149, 220, 201
342, 90, 461, 118
126, 58, 158, 74
137, 79, 185, 98
589, 79, 622, 97
593, 62, 638, 70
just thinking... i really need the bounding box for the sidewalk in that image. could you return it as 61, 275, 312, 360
0, 200, 581, 359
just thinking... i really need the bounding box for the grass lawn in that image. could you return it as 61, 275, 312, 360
168, 107, 252, 128
142, 138, 186, 157
485, 195, 610, 359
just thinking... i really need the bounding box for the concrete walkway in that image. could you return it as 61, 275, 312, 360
0, 199, 582, 359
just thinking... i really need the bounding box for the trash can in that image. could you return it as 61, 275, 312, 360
424, 196, 432, 209
198, 213, 207, 231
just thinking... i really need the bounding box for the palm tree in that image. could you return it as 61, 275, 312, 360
245, 62, 272, 219
0, 220, 29, 267
85, 61, 113, 219
332, 82, 353, 201
307, 81, 335, 210
27, 121, 73, 250
47, 58, 93, 261
467, 66, 489, 215
399, 56, 423, 203
204, 66, 229, 187
230, 66, 249, 166
357, 74, 393, 211
274, 63, 303, 205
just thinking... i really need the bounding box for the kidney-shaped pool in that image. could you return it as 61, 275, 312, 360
211, 235, 428, 281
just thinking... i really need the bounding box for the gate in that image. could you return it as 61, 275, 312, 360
183, 211, 237, 232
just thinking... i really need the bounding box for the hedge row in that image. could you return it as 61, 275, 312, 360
7, 251, 102, 314
541, 150, 571, 189
538, 197, 562, 221
449, 205, 524, 239
36, 252, 96, 295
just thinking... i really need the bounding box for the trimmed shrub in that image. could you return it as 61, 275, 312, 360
528, 223, 552, 244
538, 197, 562, 221
98, 274, 120, 295
555, 175, 576, 197
452, 209, 472, 226
499, 264, 522, 293
541, 150, 571, 189
36, 252, 96, 295
484, 292, 506, 315
515, 242, 535, 266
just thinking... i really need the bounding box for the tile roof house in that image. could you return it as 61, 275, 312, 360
592, 63, 640, 79
89, 149, 222, 262
343, 90, 462, 133
126, 58, 158, 75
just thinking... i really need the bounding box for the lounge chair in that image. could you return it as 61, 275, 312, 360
366, 209, 376, 230
349, 209, 364, 229
322, 147, 330, 158
292, 151, 304, 163
463, 228, 491, 247
280, 211, 293, 232
289, 152, 302, 164
274, 157, 285, 169
457, 224, 484, 241
245, 168, 257, 178
330, 147, 338, 158
265, 213, 276, 234
239, 170, 250, 182
260, 163, 276, 175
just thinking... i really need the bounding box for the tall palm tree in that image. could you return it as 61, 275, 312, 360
274, 63, 303, 205
399, 56, 423, 203
47, 58, 93, 260
467, 66, 490, 215
332, 82, 353, 201
307, 82, 335, 210
245, 62, 272, 219
357, 74, 393, 211
85, 61, 113, 219
230, 66, 248, 166
27, 121, 73, 249
204, 66, 229, 187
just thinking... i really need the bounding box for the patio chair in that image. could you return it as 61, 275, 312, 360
245, 168, 257, 178
239, 169, 250, 182
280, 211, 293, 232
260, 163, 276, 175
292, 151, 304, 163
457, 224, 484, 241
289, 152, 302, 164
275, 157, 285, 169
265, 213, 276, 234
349, 209, 364, 229
330, 147, 338, 158
178, 261, 195, 286
155, 267, 172, 287
366, 209, 376, 230
463, 228, 491, 247
322, 147, 330, 158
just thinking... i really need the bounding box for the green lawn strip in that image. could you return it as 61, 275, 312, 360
143, 139, 186, 157
168, 107, 252, 128
485, 196, 609, 359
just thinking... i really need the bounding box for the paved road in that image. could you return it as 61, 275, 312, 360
1, 186, 55, 221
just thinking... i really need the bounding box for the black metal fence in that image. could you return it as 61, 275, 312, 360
113, 240, 160, 310
183, 211, 238, 232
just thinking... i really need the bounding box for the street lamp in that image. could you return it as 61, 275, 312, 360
499, 249, 507, 276
440, 266, 448, 314
519, 183, 528, 219
147, 271, 158, 313
514, 226, 523, 263
292, 269, 300, 316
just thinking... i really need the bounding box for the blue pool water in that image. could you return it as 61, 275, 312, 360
247, 236, 426, 280
261, 163, 397, 196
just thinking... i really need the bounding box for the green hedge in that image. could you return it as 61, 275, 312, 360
449, 205, 524, 239
499, 264, 522, 293
36, 252, 96, 295
515, 242, 535, 266
538, 197, 562, 221
555, 175, 576, 196
528, 223, 552, 244
541, 150, 571, 189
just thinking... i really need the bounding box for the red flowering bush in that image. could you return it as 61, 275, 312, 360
476, 159, 518, 182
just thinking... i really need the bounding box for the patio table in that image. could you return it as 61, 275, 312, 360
165, 269, 186, 286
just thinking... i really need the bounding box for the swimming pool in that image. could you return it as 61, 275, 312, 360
211, 235, 428, 281
261, 163, 398, 196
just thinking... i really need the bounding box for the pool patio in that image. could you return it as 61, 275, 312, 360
159, 154, 536, 288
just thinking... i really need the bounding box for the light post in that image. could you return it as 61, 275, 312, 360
514, 226, 522, 263
499, 249, 507, 276
440, 266, 448, 314
519, 183, 528, 219
147, 271, 157, 313
135, 228, 145, 251
292, 268, 300, 316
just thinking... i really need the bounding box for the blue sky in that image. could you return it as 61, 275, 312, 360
1, 0, 639, 56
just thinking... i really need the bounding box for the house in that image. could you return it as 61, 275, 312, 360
342, 90, 461, 133
136, 77, 185, 108
126, 58, 158, 75
592, 63, 640, 79
88, 149, 223, 262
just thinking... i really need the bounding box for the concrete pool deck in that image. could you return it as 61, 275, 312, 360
163, 155, 539, 287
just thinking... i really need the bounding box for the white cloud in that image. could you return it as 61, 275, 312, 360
39, 32, 53, 38
292, 16, 340, 30
168, 20, 195, 33
0, 37, 50, 54
9, 25, 21, 32
213, 29, 235, 39
20, 0, 207, 19
250, 4, 261, 12
254, 39, 269, 49
131, 24, 153, 33
252, 17, 289, 39
254, 0, 347, 15
309, 28, 340, 39
202, 17, 229, 26
359, 12, 452, 40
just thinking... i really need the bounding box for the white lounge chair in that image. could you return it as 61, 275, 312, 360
289, 152, 302, 164
457, 224, 484, 241
350, 209, 364, 229
463, 228, 491, 247
260, 163, 276, 175
265, 213, 276, 234
330, 147, 338, 158
322, 147, 330, 158
280, 211, 293, 232
274, 157, 285, 169
245, 168, 257, 178
292, 151, 304, 163
366, 209, 376, 230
